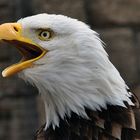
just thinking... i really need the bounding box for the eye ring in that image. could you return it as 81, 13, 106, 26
38, 30, 52, 41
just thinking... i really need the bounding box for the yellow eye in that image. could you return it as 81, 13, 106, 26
38, 30, 52, 41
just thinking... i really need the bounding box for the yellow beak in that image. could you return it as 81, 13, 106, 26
0, 23, 46, 77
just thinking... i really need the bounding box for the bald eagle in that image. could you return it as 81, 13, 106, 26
0, 14, 140, 140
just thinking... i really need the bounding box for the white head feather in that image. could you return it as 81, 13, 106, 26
17, 14, 133, 129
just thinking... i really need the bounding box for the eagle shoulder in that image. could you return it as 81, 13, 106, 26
34, 93, 140, 140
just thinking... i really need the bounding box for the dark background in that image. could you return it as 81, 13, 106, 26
0, 0, 140, 140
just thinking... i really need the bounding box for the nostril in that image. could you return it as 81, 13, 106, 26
13, 26, 19, 32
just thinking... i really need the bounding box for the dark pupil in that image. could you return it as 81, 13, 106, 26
42, 32, 48, 37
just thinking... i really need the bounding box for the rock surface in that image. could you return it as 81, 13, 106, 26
87, 0, 140, 26
33, 0, 86, 21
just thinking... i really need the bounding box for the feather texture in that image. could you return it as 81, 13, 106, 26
34, 93, 139, 140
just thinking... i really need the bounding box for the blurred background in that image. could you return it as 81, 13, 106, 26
0, 0, 140, 139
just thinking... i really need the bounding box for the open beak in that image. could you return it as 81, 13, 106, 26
0, 23, 46, 77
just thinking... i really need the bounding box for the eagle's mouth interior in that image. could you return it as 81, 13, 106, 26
3, 40, 44, 63
1, 39, 46, 77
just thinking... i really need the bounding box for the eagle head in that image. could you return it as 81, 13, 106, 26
0, 14, 133, 129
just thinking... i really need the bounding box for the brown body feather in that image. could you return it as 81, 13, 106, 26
34, 93, 140, 140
